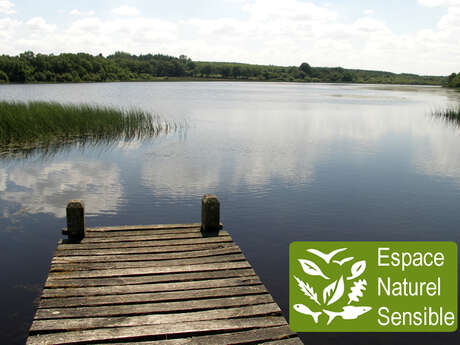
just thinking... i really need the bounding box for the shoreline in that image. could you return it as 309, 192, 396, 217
0, 77, 447, 87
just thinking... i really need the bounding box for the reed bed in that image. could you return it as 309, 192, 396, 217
432, 105, 460, 124
0, 101, 177, 147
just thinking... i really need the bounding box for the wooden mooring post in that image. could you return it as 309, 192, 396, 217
201, 193, 220, 236
26, 194, 302, 345
66, 200, 85, 240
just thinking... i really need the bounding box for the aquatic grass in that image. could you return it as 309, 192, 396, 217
0, 101, 183, 160
0, 101, 178, 148
432, 105, 460, 125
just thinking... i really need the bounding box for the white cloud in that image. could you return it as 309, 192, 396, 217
364, 9, 375, 16
0, 0, 15, 15
418, 0, 460, 7
180, 0, 460, 74
438, 5, 460, 29
61, 17, 177, 54
0, 17, 20, 40
243, 0, 337, 22
26, 17, 56, 33
0, 0, 460, 75
352, 17, 390, 33
112, 5, 140, 17
70, 9, 95, 17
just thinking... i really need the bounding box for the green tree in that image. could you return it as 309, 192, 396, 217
0, 70, 8, 83
231, 65, 241, 78
342, 72, 353, 82
11, 61, 35, 82
447, 73, 460, 88
200, 64, 212, 77
299, 62, 312, 76
220, 65, 231, 78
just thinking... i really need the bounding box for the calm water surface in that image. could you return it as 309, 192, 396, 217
1, 82, 460, 344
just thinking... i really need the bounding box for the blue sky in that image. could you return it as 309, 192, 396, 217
1, 0, 459, 75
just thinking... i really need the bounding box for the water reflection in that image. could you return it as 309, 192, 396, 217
413, 119, 460, 187
141, 104, 460, 199
0, 82, 459, 345
0, 168, 6, 192
0, 138, 117, 161
0, 127, 181, 161
0, 161, 122, 218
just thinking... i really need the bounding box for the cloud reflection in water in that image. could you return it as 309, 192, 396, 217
0, 161, 122, 218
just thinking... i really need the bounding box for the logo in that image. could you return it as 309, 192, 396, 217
289, 242, 457, 332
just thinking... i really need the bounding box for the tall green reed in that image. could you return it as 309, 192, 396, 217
0, 101, 181, 159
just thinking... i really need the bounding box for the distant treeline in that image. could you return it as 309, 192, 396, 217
0, 51, 446, 85
447, 72, 460, 88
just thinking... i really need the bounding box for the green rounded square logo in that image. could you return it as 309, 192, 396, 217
289, 242, 457, 332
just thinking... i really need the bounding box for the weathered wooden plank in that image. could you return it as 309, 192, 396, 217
57, 235, 232, 250
129, 326, 297, 345
84, 223, 201, 232
35, 294, 274, 319
30, 303, 280, 332
26, 316, 287, 345
39, 285, 268, 308
84, 228, 201, 238
81, 232, 207, 243
51, 246, 241, 264
54, 242, 236, 256
42, 276, 261, 298
50, 253, 246, 271
81, 230, 229, 243
47, 261, 251, 280
44, 268, 256, 288
83, 222, 220, 232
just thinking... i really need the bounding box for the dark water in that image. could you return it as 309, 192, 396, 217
0, 82, 460, 344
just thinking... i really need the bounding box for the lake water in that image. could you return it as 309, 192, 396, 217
0, 82, 459, 344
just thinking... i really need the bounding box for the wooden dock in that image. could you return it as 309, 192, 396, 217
26, 195, 302, 344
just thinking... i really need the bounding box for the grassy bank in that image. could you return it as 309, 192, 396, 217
0, 101, 175, 147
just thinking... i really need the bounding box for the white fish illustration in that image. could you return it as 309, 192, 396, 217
323, 306, 372, 325
293, 304, 322, 324
307, 248, 347, 263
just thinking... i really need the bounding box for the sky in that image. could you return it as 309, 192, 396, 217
0, 0, 459, 75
